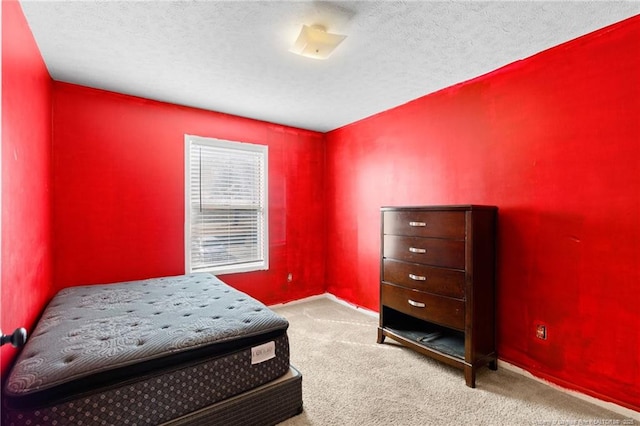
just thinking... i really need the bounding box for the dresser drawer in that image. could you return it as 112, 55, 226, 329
383, 211, 465, 239
381, 283, 465, 330
382, 259, 465, 299
383, 235, 465, 270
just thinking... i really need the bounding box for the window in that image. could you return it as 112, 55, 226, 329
185, 135, 268, 274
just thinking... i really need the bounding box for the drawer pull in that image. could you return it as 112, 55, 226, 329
409, 221, 427, 227
409, 274, 427, 281
409, 247, 426, 254
408, 299, 426, 308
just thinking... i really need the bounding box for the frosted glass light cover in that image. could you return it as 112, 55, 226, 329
290, 25, 347, 60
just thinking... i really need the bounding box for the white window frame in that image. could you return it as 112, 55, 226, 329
185, 135, 268, 275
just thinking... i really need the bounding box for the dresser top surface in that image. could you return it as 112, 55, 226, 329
381, 205, 497, 212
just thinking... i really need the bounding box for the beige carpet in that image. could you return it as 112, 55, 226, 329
272, 297, 636, 426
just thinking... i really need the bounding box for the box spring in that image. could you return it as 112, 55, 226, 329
162, 366, 303, 426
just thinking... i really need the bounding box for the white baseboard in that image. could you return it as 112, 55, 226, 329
270, 292, 379, 318
498, 361, 640, 420
268, 293, 328, 309
322, 293, 379, 318
271, 293, 638, 420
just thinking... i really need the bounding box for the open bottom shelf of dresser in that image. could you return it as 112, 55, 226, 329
378, 322, 497, 388
377, 307, 466, 368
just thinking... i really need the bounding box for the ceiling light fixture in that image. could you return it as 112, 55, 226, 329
290, 24, 347, 60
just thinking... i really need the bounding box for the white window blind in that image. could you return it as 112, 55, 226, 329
185, 135, 268, 274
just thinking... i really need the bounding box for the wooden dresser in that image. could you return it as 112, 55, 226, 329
377, 205, 497, 388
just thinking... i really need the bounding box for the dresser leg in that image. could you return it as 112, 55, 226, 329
489, 359, 498, 371
465, 366, 476, 388
377, 328, 385, 344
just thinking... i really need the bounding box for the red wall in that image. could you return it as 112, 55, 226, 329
52, 83, 326, 305
325, 16, 640, 410
1, 0, 53, 375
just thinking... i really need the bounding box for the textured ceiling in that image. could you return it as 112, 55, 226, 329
19, 1, 640, 132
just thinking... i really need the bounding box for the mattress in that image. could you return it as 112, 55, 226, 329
2, 273, 295, 425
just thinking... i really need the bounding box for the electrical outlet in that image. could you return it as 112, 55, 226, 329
287, 273, 293, 283
536, 324, 547, 340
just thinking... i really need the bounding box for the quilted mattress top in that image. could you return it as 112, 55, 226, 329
4, 273, 288, 398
